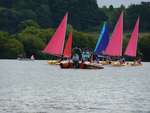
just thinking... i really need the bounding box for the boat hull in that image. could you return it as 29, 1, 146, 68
48, 60, 60, 65
111, 62, 126, 67
130, 63, 142, 66
99, 61, 111, 65
125, 62, 143, 66
60, 62, 104, 69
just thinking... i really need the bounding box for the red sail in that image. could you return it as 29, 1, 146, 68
63, 31, 72, 58
43, 13, 68, 56
104, 12, 123, 56
124, 17, 139, 57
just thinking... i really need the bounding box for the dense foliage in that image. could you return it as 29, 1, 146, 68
0, 0, 106, 33
0, 1, 150, 61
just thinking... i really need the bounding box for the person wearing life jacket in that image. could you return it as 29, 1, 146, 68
72, 53, 80, 68
82, 49, 91, 62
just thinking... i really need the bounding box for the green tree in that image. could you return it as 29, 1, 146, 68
17, 20, 40, 31
17, 27, 45, 58
126, 3, 150, 32
4, 39, 24, 58
139, 35, 150, 61
0, 8, 20, 33
0, 32, 10, 58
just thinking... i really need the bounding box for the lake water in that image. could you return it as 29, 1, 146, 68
0, 60, 150, 113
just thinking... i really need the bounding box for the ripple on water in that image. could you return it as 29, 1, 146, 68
0, 60, 150, 113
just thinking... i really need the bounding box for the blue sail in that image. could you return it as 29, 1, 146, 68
94, 22, 109, 55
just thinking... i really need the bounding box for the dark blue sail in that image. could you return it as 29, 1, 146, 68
94, 22, 109, 55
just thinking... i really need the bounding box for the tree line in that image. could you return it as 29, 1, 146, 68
0, 0, 150, 33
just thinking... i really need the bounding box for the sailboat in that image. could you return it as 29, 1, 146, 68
43, 13, 68, 64
103, 12, 125, 66
60, 31, 104, 69
94, 22, 109, 65
43, 13, 104, 69
59, 31, 74, 68
60, 31, 75, 68
124, 17, 142, 66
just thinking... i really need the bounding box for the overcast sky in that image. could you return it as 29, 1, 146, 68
97, 0, 150, 7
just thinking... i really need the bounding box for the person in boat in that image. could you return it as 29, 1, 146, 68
133, 57, 141, 65
95, 54, 100, 63
17, 53, 26, 60
105, 56, 112, 64
137, 57, 141, 64
90, 53, 96, 63
72, 46, 82, 60
81, 48, 91, 62
119, 57, 125, 64
72, 53, 80, 68
58, 56, 64, 63
30, 54, 35, 60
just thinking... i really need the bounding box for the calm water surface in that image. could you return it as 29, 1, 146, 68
0, 60, 150, 113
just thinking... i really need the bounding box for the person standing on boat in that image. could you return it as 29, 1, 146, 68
91, 53, 98, 63
72, 46, 82, 60
72, 53, 80, 68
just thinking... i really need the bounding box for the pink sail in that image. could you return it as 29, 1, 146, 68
43, 13, 68, 56
124, 17, 139, 57
105, 12, 123, 56
63, 31, 73, 58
